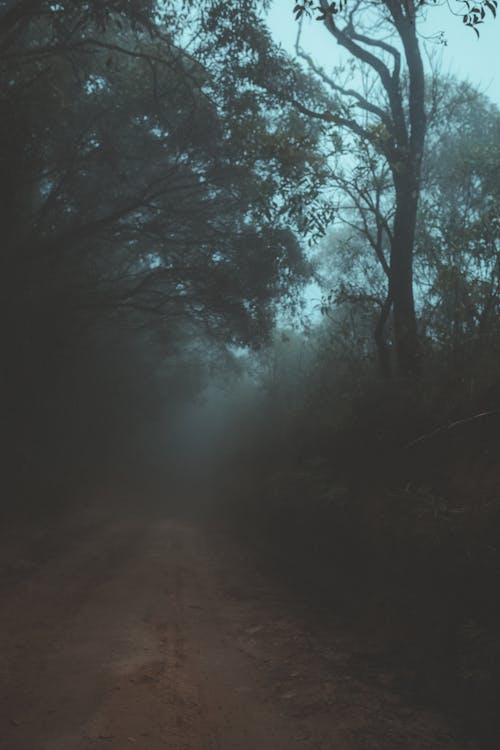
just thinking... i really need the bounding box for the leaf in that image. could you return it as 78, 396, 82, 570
485, 0, 497, 16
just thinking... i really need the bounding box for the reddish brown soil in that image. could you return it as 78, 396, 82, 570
0, 497, 463, 749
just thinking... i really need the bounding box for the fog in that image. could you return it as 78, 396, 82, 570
2, 2, 499, 748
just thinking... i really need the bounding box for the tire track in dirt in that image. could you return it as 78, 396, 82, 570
0, 502, 464, 750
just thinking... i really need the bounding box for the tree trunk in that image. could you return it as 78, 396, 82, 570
298, 0, 427, 377
390, 178, 421, 377
375, 292, 393, 378
385, 7, 425, 377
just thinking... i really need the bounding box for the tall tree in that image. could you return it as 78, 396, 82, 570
312, 78, 500, 375
290, 0, 428, 376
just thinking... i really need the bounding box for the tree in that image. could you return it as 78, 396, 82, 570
1, 2, 320, 356
0, 1, 324, 490
312, 136, 396, 376
289, 0, 429, 376
312, 78, 500, 377
416, 81, 500, 355
315, 223, 392, 374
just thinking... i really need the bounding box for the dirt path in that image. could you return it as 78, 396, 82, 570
0, 498, 463, 750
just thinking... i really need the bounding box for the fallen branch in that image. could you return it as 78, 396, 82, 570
406, 409, 500, 449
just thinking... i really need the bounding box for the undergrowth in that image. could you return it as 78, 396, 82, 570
210, 351, 500, 749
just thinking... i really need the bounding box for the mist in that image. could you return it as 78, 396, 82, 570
1, 2, 499, 749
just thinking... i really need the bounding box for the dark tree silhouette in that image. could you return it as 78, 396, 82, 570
0, 0, 322, 494
291, 0, 429, 376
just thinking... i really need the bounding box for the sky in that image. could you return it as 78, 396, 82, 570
266, 0, 500, 106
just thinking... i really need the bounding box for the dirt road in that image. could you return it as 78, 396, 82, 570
1, 497, 463, 749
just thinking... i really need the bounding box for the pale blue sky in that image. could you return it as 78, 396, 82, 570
266, 0, 500, 106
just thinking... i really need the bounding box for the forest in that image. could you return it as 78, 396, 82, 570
1, 1, 499, 749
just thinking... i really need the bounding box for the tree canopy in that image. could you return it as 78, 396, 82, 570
1, 0, 329, 481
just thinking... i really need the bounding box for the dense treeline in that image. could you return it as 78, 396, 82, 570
1, 0, 323, 494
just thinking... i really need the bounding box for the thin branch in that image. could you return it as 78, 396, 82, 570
318, 0, 408, 147
291, 98, 374, 144
406, 410, 500, 448
319, 1, 392, 91
294, 20, 393, 131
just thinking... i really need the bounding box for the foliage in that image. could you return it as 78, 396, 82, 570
292, 0, 498, 35
280, 0, 431, 375
1, 10, 312, 354
0, 0, 328, 488
417, 82, 500, 351
308, 74, 499, 378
